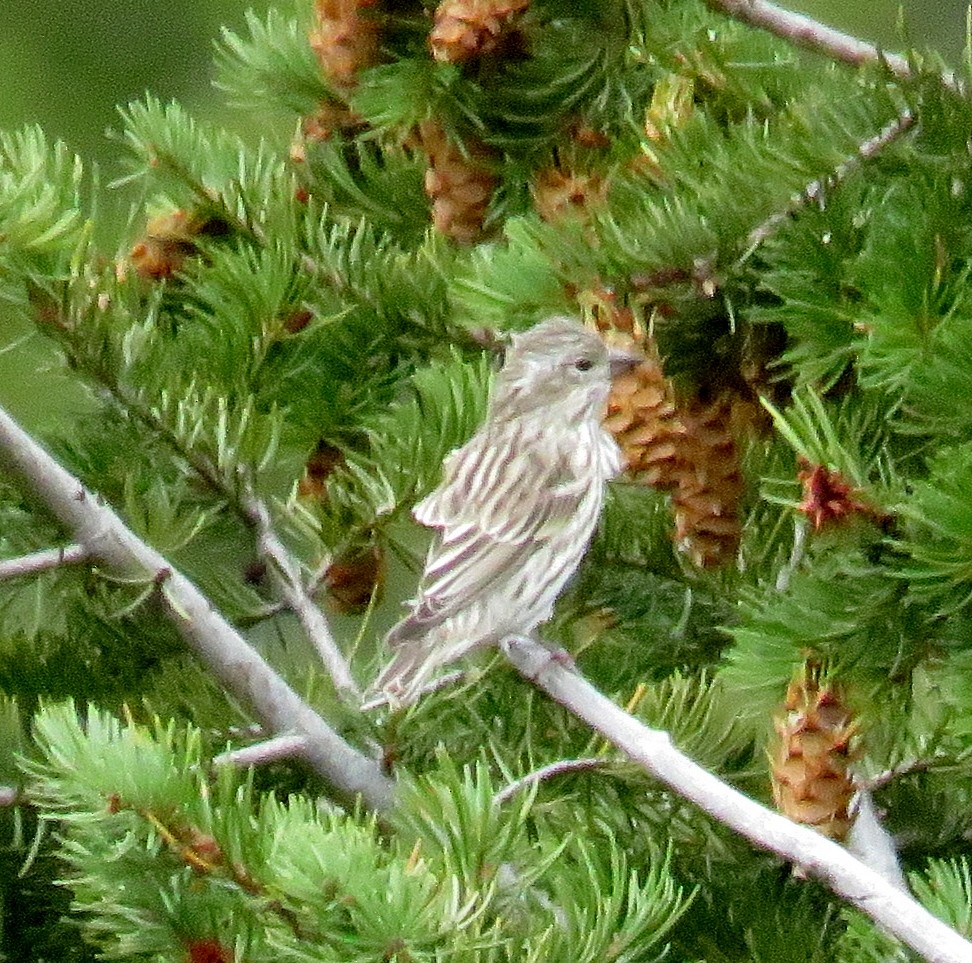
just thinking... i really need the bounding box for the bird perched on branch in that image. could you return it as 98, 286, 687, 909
370, 315, 640, 705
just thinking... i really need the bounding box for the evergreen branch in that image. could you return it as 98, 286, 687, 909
238, 482, 361, 701
0, 126, 85, 278
0, 403, 393, 812
705, 0, 962, 94
215, 7, 326, 116
502, 635, 972, 963
94, 377, 358, 699
492, 757, 609, 806
0, 543, 88, 581
115, 98, 292, 243
740, 107, 916, 263
212, 733, 307, 768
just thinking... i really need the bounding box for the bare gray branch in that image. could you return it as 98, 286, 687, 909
0, 404, 392, 812
706, 0, 961, 93
239, 483, 361, 701
502, 635, 972, 963
213, 733, 308, 768
0, 543, 88, 581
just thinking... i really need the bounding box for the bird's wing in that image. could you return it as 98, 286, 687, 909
386, 419, 588, 645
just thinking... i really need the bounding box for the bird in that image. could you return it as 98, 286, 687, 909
370, 315, 639, 705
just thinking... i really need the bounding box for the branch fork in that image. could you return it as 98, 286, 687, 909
0, 403, 392, 812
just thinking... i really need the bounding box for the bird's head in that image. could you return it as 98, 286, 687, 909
492, 316, 639, 420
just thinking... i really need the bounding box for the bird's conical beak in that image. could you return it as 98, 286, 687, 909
608, 345, 644, 377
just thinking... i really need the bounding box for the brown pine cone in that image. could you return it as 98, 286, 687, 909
670, 392, 746, 569
771, 667, 857, 841
417, 119, 497, 244
429, 0, 530, 64
310, 0, 382, 90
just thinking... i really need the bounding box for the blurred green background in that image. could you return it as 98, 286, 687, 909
0, 0, 965, 429
1, 1, 269, 173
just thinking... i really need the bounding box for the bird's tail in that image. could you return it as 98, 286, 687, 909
367, 632, 483, 708
370, 643, 440, 706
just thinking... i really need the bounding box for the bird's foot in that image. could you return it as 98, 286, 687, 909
500, 635, 577, 682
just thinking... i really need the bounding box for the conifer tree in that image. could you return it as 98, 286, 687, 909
1, 1, 972, 960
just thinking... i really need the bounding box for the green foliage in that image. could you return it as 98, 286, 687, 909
302, 214, 455, 330
562, 559, 731, 686
450, 217, 589, 329
181, 240, 312, 391
22, 705, 691, 962
750, 180, 870, 390
303, 142, 431, 242
902, 442, 972, 613
763, 387, 895, 490
0, 698, 27, 804
116, 96, 298, 239
600, 69, 901, 269
905, 303, 972, 440
0, 806, 99, 963
0, 126, 86, 300
911, 857, 972, 936
25, 704, 274, 961
835, 909, 912, 963
217, 6, 326, 116
722, 551, 917, 721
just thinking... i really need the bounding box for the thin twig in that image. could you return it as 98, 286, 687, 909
238, 482, 360, 701
774, 517, 807, 592
493, 757, 609, 806
0, 543, 88, 581
847, 789, 908, 892
213, 734, 308, 768
96, 380, 354, 699
502, 635, 972, 963
0, 403, 393, 812
705, 0, 961, 94
858, 755, 945, 792
740, 108, 916, 264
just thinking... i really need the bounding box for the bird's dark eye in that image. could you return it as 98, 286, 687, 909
574, 357, 594, 372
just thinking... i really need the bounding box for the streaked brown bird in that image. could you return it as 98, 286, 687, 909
371, 315, 638, 704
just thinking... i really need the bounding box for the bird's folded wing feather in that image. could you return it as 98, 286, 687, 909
386, 420, 587, 645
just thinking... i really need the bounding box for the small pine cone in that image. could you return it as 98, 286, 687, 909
429, 0, 530, 64
310, 0, 381, 90
604, 350, 687, 487
418, 119, 497, 244
186, 939, 233, 963
324, 544, 385, 612
671, 392, 745, 568
580, 288, 686, 486
797, 459, 881, 532
771, 667, 857, 841
298, 441, 345, 500
294, 103, 364, 150
532, 167, 607, 224
127, 209, 226, 281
